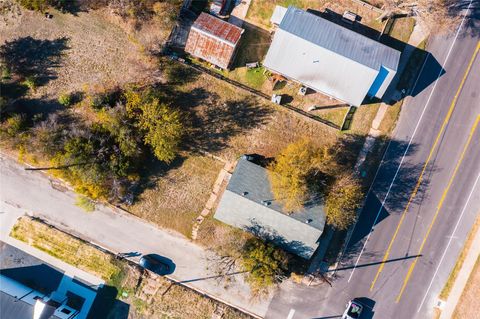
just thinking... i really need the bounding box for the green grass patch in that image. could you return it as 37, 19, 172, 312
389, 17, 416, 43
75, 195, 96, 212
10, 216, 123, 284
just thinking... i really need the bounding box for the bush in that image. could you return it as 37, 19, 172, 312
22, 76, 37, 92
17, 0, 49, 11
125, 89, 183, 163
5, 114, 27, 136
268, 139, 329, 212
58, 93, 72, 106
75, 195, 96, 212
240, 238, 288, 294
325, 174, 363, 230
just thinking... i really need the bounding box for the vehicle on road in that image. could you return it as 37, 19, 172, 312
342, 300, 363, 319
139, 254, 175, 276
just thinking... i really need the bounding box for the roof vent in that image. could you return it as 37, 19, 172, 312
242, 191, 248, 196
305, 219, 313, 224
262, 200, 271, 206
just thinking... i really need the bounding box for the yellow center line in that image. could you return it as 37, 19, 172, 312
396, 114, 480, 302
369, 41, 480, 292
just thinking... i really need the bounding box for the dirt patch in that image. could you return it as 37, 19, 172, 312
246, 0, 385, 31
0, 4, 156, 99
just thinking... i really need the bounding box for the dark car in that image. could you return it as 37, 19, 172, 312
342, 300, 363, 319
139, 254, 175, 276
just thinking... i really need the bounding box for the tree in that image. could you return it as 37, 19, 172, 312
325, 174, 363, 230
379, 0, 460, 33
268, 139, 329, 212
240, 238, 288, 294
125, 89, 183, 163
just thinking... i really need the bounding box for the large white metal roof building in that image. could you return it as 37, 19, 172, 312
264, 6, 401, 106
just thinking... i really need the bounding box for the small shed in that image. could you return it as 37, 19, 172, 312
214, 156, 326, 259
185, 12, 244, 69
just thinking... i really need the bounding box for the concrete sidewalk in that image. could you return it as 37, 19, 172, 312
440, 226, 480, 319
0, 154, 270, 317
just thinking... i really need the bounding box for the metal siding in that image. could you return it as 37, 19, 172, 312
193, 12, 243, 45
215, 191, 322, 259
185, 28, 235, 69
279, 7, 401, 71
264, 29, 378, 106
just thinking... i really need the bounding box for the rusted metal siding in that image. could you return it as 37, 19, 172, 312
185, 28, 237, 69
185, 13, 243, 69
193, 12, 243, 45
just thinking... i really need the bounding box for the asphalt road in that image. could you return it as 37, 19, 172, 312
266, 6, 480, 319
0, 155, 271, 317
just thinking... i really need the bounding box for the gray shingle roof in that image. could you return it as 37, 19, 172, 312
214, 157, 325, 259
279, 7, 400, 71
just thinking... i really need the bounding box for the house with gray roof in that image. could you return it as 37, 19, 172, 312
263, 6, 401, 107
214, 156, 326, 259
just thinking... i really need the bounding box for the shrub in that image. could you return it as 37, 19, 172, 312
325, 174, 363, 230
75, 195, 96, 212
58, 92, 72, 106
268, 139, 329, 212
22, 76, 37, 92
5, 114, 27, 136
240, 238, 288, 294
17, 0, 49, 11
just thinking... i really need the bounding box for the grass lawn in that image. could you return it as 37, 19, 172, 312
246, 0, 385, 30
11, 216, 123, 283
9, 216, 251, 319
389, 17, 416, 44
128, 155, 223, 238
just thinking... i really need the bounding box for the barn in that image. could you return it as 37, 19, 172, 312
185, 12, 244, 70
263, 6, 402, 106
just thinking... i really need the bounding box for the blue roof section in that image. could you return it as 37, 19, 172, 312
279, 6, 400, 71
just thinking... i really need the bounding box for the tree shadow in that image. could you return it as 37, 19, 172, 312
332, 135, 439, 269
0, 36, 69, 87
175, 90, 273, 154
451, 0, 480, 36
244, 221, 318, 260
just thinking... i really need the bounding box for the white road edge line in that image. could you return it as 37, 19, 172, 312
286, 308, 296, 319
417, 171, 480, 313
346, 0, 473, 283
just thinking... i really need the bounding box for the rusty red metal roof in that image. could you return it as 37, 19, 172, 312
192, 12, 243, 45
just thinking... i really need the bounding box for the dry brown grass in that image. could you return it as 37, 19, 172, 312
10, 216, 250, 319
246, 0, 384, 30
0, 3, 157, 99
128, 155, 224, 238
453, 256, 480, 319
10, 216, 122, 281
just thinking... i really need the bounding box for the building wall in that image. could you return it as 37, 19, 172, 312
185, 28, 237, 69
214, 190, 323, 259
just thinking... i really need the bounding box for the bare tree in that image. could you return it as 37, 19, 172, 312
379, 0, 461, 34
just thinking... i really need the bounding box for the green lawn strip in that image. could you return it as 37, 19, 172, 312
10, 216, 122, 283
9, 216, 252, 318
